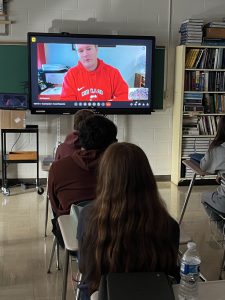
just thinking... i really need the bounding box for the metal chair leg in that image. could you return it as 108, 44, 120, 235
47, 236, 60, 273
75, 271, 82, 300
219, 249, 225, 279
44, 193, 49, 237
199, 272, 207, 282
56, 238, 60, 270
62, 249, 69, 300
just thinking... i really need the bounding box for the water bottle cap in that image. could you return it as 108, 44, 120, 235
187, 242, 196, 249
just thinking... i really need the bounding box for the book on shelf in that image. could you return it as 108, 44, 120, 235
210, 115, 217, 134
0, 0, 2, 14
185, 71, 206, 91
181, 19, 204, 25
193, 49, 205, 68
184, 92, 203, 98
204, 27, 225, 39
204, 22, 225, 28
202, 38, 225, 46
181, 41, 202, 45
181, 37, 202, 42
184, 93, 202, 105
184, 105, 204, 113
183, 129, 199, 135
203, 94, 215, 113
180, 33, 203, 38
180, 26, 203, 32
185, 48, 200, 68
184, 99, 202, 105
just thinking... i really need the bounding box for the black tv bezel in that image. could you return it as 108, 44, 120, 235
28, 32, 155, 115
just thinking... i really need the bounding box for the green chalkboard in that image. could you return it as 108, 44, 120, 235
0, 44, 28, 93
0, 44, 165, 109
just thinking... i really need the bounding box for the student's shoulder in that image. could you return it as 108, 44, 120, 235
51, 155, 73, 170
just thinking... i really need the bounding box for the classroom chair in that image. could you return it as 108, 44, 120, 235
58, 201, 91, 300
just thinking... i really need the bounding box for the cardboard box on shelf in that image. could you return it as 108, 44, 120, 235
0, 110, 26, 129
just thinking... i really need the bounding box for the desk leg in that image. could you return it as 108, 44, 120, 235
44, 193, 49, 237
179, 173, 197, 225
62, 249, 69, 300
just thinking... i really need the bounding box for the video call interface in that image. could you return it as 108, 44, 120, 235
29, 35, 154, 111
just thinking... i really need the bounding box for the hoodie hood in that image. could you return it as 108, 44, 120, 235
71, 149, 103, 171
63, 130, 79, 146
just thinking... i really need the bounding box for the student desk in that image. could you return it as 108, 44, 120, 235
173, 280, 225, 299
179, 160, 207, 225
91, 280, 225, 300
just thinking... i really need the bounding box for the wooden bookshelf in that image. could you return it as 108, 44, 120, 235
171, 45, 225, 185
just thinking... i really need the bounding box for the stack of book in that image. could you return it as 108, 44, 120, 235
0, 0, 3, 14
182, 136, 212, 157
182, 115, 199, 135
183, 93, 204, 113
203, 21, 225, 45
179, 19, 203, 45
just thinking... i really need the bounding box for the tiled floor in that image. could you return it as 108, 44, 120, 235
0, 182, 224, 299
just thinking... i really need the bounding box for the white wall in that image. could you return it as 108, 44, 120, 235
1, 0, 225, 178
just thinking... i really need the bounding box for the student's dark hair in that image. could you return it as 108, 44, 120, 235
209, 116, 225, 151
82, 142, 178, 293
73, 109, 94, 131
79, 115, 117, 150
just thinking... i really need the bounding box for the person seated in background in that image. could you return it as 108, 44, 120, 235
200, 116, 225, 219
77, 142, 180, 299
48, 115, 117, 246
54, 109, 94, 160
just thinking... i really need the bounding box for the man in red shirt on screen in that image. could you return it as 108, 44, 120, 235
60, 44, 129, 101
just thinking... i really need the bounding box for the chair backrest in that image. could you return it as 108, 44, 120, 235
98, 272, 175, 300
70, 201, 92, 232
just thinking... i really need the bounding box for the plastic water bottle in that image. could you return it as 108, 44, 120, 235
179, 242, 201, 300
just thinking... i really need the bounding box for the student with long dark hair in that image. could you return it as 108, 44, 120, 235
200, 116, 225, 216
77, 142, 180, 299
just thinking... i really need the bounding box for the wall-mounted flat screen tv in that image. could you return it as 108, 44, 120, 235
28, 32, 155, 115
